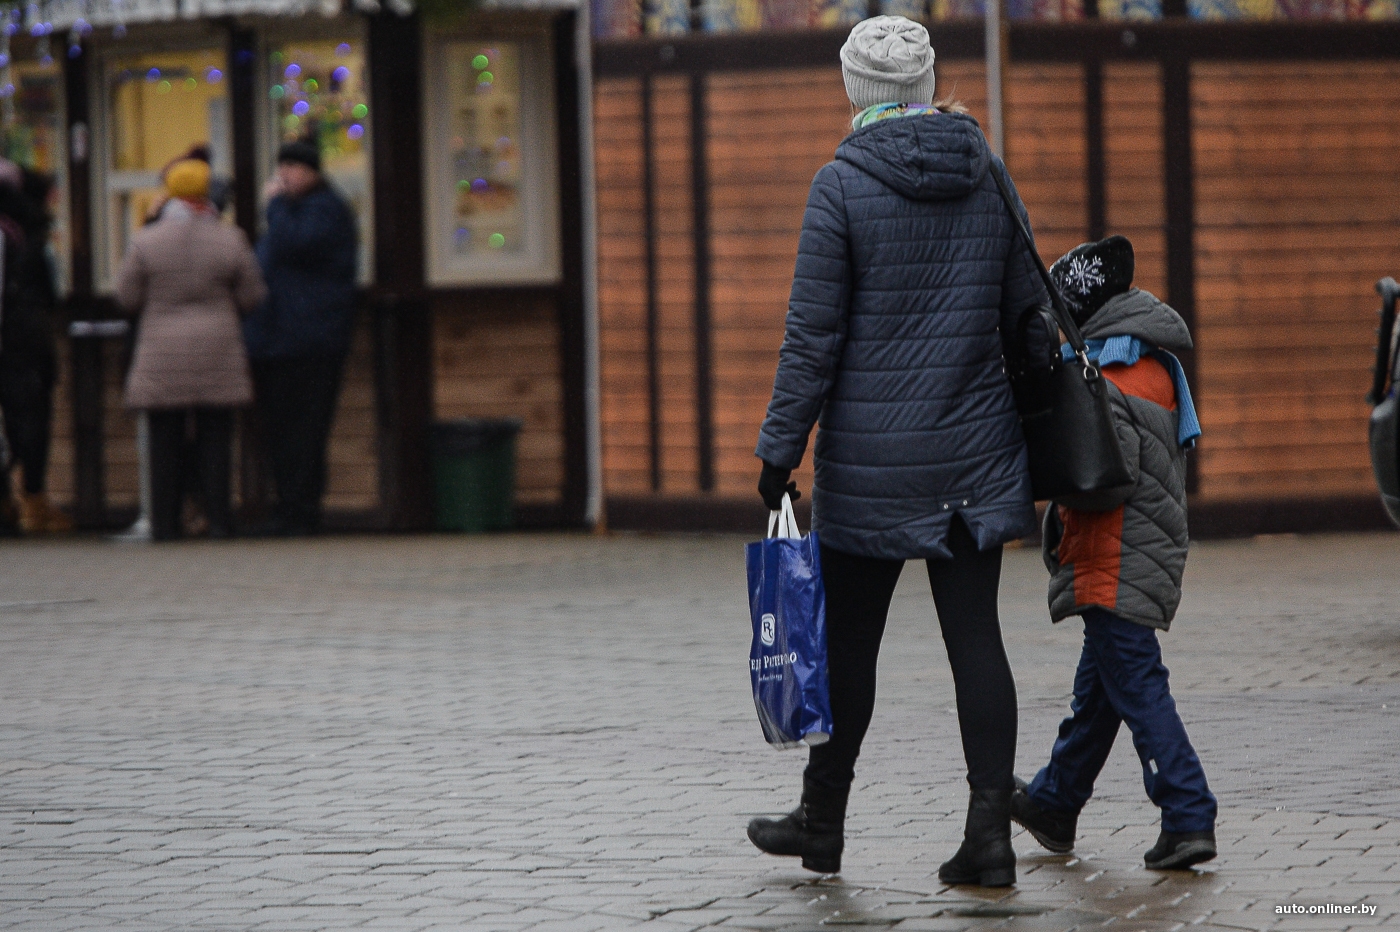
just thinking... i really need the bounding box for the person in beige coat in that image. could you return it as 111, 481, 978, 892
116, 159, 266, 540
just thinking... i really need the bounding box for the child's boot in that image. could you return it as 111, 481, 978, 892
1144, 829, 1216, 870
1010, 777, 1077, 854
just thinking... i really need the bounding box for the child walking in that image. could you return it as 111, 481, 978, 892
1011, 235, 1218, 871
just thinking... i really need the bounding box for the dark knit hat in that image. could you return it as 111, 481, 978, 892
1049, 235, 1135, 326
276, 140, 321, 173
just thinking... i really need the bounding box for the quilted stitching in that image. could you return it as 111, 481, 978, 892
756, 113, 1044, 560
1045, 291, 1194, 631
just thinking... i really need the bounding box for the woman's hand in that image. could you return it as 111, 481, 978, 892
758, 461, 800, 511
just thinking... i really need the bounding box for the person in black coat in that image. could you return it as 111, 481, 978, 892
0, 163, 70, 533
243, 141, 358, 535
747, 17, 1044, 887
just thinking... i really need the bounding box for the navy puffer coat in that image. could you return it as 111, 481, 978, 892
243, 183, 358, 360
756, 112, 1046, 560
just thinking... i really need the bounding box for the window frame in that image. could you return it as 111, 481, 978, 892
6, 56, 71, 295
89, 28, 232, 293
422, 21, 561, 287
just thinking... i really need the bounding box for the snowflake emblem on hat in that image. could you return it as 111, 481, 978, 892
1063, 254, 1106, 296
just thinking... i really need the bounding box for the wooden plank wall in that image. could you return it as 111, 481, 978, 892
42, 316, 381, 518
652, 76, 700, 492
595, 75, 646, 494
706, 67, 847, 498
322, 320, 380, 512
38, 339, 139, 511
432, 293, 565, 507
596, 59, 1400, 510
1104, 62, 1166, 298
1191, 61, 1400, 502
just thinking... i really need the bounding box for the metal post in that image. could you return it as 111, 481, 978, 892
1162, 53, 1198, 493
1084, 57, 1105, 240
577, 0, 603, 527
689, 72, 714, 494
641, 74, 661, 493
983, 0, 1007, 160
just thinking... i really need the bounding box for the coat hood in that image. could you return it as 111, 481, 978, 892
835, 111, 992, 202
1080, 288, 1193, 353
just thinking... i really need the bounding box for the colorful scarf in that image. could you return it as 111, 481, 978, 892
851, 102, 940, 132
1061, 336, 1202, 449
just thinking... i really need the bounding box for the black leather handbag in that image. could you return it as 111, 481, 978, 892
1367, 277, 1400, 528
990, 166, 1134, 508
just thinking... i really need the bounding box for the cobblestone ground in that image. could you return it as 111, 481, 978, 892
1, 531, 1398, 931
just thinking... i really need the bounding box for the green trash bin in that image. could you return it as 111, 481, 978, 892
429, 418, 522, 532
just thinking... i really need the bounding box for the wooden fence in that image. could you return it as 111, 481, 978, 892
594, 22, 1400, 533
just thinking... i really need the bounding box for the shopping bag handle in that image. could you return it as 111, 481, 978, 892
766, 493, 801, 540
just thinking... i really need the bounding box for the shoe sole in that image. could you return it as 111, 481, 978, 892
938, 866, 1016, 888
1145, 841, 1217, 871
1010, 813, 1074, 855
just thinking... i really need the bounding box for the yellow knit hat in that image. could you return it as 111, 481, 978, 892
165, 159, 210, 199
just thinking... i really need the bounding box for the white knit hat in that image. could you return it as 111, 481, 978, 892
840, 16, 937, 111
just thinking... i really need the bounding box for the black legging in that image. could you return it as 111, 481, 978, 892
251, 353, 346, 532
805, 517, 1017, 793
148, 408, 233, 541
0, 359, 55, 495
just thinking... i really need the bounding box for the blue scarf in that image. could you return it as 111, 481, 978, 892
1061, 336, 1201, 449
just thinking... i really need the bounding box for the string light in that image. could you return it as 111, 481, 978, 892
0, 24, 10, 133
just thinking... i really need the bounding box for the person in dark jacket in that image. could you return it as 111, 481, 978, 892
1011, 236, 1218, 872
0, 161, 70, 534
746, 16, 1045, 887
243, 141, 358, 535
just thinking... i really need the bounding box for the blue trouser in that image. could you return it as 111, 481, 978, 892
1027, 608, 1216, 833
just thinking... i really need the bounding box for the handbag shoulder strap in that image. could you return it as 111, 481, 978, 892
988, 161, 1089, 354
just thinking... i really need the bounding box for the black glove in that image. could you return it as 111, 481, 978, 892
758, 461, 800, 511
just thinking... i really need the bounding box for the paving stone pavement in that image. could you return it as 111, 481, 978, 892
1, 531, 1398, 931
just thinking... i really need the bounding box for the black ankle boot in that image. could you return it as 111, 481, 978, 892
746, 782, 847, 874
938, 788, 1017, 887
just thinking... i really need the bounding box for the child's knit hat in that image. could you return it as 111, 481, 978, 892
1049, 235, 1135, 326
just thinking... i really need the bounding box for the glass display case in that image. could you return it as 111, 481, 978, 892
266, 38, 373, 284
4, 57, 67, 293
425, 33, 559, 286
99, 47, 229, 288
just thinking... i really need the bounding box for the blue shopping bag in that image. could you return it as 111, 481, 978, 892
745, 494, 832, 748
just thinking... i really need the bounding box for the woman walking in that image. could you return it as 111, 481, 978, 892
116, 158, 266, 541
747, 16, 1046, 887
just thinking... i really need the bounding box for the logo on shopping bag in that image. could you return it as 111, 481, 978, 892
760, 613, 776, 647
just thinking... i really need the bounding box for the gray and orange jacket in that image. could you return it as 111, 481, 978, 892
1042, 289, 1193, 631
